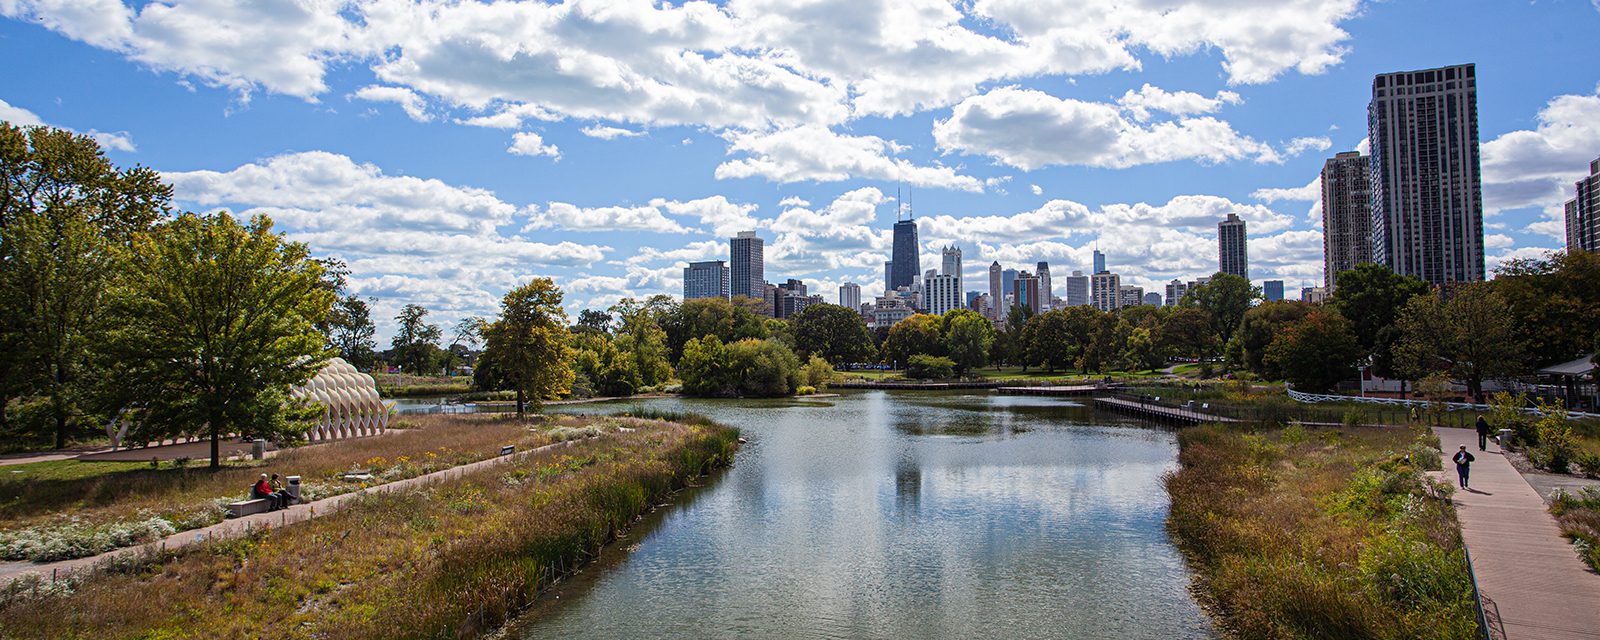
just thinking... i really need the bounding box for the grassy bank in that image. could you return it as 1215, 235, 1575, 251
0, 415, 738, 638
1166, 423, 1479, 639
1550, 487, 1600, 572
0, 415, 557, 562
373, 373, 472, 397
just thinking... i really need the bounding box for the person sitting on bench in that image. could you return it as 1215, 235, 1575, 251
251, 473, 278, 509
270, 473, 293, 510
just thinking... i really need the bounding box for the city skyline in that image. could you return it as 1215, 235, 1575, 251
3, 2, 1597, 339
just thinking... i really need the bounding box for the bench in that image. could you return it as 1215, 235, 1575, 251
227, 498, 271, 518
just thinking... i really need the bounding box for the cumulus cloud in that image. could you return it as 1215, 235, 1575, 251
530, 202, 690, 234
1480, 87, 1600, 215
933, 87, 1279, 171
1117, 84, 1242, 121
0, 97, 136, 152
353, 85, 430, 122
1251, 177, 1321, 203
580, 124, 645, 140
1030, 184, 1043, 196
507, 132, 561, 160
1283, 136, 1332, 157
716, 125, 987, 192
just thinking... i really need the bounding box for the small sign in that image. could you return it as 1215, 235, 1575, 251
499, 445, 515, 456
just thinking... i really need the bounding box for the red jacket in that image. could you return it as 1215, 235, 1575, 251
254, 480, 272, 497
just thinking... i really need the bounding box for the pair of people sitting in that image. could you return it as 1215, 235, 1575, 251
251, 473, 294, 511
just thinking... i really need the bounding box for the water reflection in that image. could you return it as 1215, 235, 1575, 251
511, 390, 1214, 639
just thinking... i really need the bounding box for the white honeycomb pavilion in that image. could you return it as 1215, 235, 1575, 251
290, 357, 390, 442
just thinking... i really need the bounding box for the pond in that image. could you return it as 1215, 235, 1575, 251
512, 390, 1214, 639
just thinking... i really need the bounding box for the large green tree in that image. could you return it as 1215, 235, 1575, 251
1329, 263, 1429, 377
1263, 310, 1362, 392
678, 335, 734, 397
1492, 250, 1600, 367
327, 295, 377, 369
790, 303, 873, 365
481, 279, 575, 416
391, 304, 442, 375
1157, 306, 1217, 362
1021, 309, 1077, 373
1230, 301, 1313, 377
882, 314, 943, 367
660, 297, 768, 362
609, 296, 674, 387
101, 213, 332, 468
1394, 284, 1526, 402
1181, 272, 1257, 351
941, 309, 995, 374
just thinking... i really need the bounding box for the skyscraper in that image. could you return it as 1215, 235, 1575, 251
942, 246, 963, 277
988, 261, 1003, 320
840, 282, 861, 310
1566, 156, 1600, 253
1002, 268, 1018, 299
682, 260, 729, 300
1064, 270, 1089, 306
884, 261, 894, 292
1092, 249, 1106, 275
1218, 213, 1248, 279
1119, 285, 1144, 308
1263, 280, 1285, 302
1369, 63, 1485, 284
1142, 292, 1163, 307
1035, 262, 1052, 310
926, 247, 964, 316
730, 231, 764, 299
1091, 271, 1121, 312
1164, 279, 1188, 307
1015, 271, 1042, 316
890, 210, 920, 290
1322, 151, 1373, 289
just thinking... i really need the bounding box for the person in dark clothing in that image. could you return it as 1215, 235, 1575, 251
1476, 415, 1491, 451
270, 473, 292, 510
1453, 445, 1475, 489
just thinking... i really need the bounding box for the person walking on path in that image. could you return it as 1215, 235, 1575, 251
1475, 415, 1491, 451
1453, 445, 1475, 489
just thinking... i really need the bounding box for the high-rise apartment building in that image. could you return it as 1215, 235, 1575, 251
1091, 271, 1121, 312
1142, 292, 1163, 307
840, 282, 862, 310
890, 212, 920, 290
730, 231, 764, 299
1566, 157, 1600, 253
987, 262, 1003, 320
1002, 268, 1018, 300
1035, 262, 1052, 310
1218, 213, 1248, 279
775, 279, 811, 319
1322, 151, 1372, 289
1369, 63, 1484, 284
1164, 279, 1188, 307
682, 260, 729, 300
884, 261, 893, 293
1301, 286, 1329, 304
1263, 280, 1285, 302
1064, 270, 1089, 306
1015, 271, 1042, 316
1118, 285, 1145, 308
1092, 249, 1106, 275
925, 247, 965, 316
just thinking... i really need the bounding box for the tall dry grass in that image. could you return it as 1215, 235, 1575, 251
1166, 423, 1479, 640
0, 414, 570, 560
0, 416, 738, 639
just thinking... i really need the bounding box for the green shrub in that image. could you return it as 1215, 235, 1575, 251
1533, 401, 1577, 473
1575, 450, 1600, 479
905, 354, 956, 379
796, 385, 817, 396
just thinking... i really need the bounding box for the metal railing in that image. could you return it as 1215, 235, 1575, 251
1286, 384, 1600, 419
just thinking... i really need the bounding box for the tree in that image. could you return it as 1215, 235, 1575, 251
1182, 272, 1257, 351
1231, 301, 1312, 377
442, 316, 486, 375
678, 335, 733, 396
481, 279, 574, 417
609, 296, 674, 387
0, 124, 170, 445
882, 314, 943, 367
1491, 250, 1600, 367
791, 303, 873, 365
1124, 327, 1165, 373
1262, 310, 1361, 391
391, 305, 442, 375
726, 338, 800, 397
906, 354, 956, 379
1158, 306, 1217, 362
101, 213, 331, 468
1083, 315, 1131, 374
1330, 263, 1429, 377
1022, 310, 1077, 373
576, 309, 613, 334
801, 355, 836, 389
941, 309, 995, 374
1394, 284, 1525, 402
326, 295, 377, 369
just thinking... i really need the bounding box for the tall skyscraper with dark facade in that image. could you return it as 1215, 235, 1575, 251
1368, 63, 1484, 284
889, 212, 920, 290
1035, 262, 1052, 309
987, 261, 1003, 320
730, 231, 764, 299
1322, 151, 1372, 289
1566, 156, 1600, 253
1263, 280, 1285, 302
1092, 249, 1106, 275
1218, 213, 1248, 279
682, 260, 729, 300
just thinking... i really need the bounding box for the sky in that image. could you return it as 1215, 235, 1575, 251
2, 0, 1598, 341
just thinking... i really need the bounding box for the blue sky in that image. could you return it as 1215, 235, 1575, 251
3, 0, 1598, 340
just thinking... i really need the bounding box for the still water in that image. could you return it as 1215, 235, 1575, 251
514, 391, 1214, 639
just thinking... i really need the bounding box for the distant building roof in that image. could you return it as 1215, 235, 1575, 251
1537, 354, 1598, 377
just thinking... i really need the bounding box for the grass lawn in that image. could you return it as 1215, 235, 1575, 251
0, 414, 571, 562
0, 415, 739, 639
1167, 423, 1478, 639
372, 373, 473, 397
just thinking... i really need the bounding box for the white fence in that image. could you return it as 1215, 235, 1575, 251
1285, 384, 1600, 419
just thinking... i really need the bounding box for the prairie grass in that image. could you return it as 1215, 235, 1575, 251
0, 414, 571, 561
1166, 423, 1479, 640
0, 416, 739, 639
372, 373, 472, 397
1549, 487, 1600, 572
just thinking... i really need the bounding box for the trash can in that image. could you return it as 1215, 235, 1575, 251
286, 475, 302, 502
252, 439, 267, 460
1496, 428, 1513, 445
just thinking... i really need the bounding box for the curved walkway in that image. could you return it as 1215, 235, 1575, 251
1433, 427, 1600, 640
0, 437, 590, 586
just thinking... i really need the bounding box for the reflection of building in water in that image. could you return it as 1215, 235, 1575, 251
895, 456, 921, 513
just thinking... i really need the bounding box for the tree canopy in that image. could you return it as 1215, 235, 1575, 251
789, 303, 873, 365
1394, 284, 1525, 402
1181, 272, 1257, 350
1263, 310, 1361, 392
481, 279, 575, 416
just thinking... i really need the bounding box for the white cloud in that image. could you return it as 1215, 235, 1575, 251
1117, 84, 1242, 122
1283, 136, 1332, 157
353, 85, 431, 122
580, 124, 645, 140
716, 125, 987, 192
1480, 88, 1600, 215
507, 132, 561, 160
933, 87, 1278, 171
1251, 177, 1321, 203
658, 196, 761, 238
0, 98, 46, 126
1030, 184, 1043, 196
530, 201, 690, 234
0, 97, 137, 152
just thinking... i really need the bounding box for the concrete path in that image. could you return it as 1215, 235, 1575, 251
0, 437, 589, 585
1434, 427, 1600, 640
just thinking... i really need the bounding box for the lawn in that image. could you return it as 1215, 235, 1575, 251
0, 415, 739, 639
372, 373, 473, 397
0, 414, 567, 562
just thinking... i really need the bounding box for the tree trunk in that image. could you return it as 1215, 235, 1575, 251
210, 417, 222, 470
516, 388, 526, 419
54, 406, 66, 450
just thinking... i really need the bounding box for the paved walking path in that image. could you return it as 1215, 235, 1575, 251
1433, 427, 1600, 640
0, 437, 590, 585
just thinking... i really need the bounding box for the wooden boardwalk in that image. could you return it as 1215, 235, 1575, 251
1092, 397, 1238, 424
996, 384, 1102, 396
1434, 427, 1600, 640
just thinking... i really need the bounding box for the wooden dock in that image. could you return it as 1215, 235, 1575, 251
996, 385, 1102, 396
1092, 397, 1237, 424
832, 381, 1002, 390
1433, 427, 1600, 640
